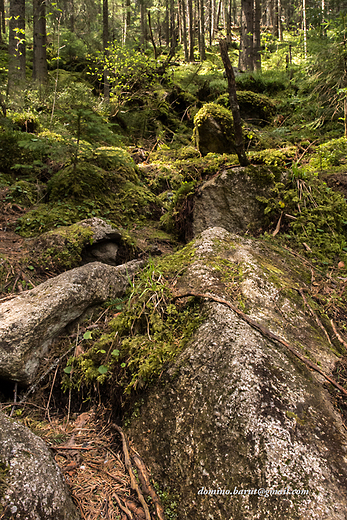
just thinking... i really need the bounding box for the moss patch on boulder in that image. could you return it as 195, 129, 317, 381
217, 90, 276, 125
193, 103, 236, 155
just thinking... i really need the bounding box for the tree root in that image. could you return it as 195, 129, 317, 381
173, 291, 347, 397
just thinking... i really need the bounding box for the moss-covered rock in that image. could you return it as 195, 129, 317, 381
92, 147, 139, 182
186, 165, 281, 240
30, 221, 96, 272
5, 180, 43, 207
249, 146, 297, 166
16, 157, 163, 237
127, 227, 347, 520
193, 103, 236, 155
217, 90, 276, 125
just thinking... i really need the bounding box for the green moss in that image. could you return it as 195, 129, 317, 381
216, 90, 276, 124
249, 147, 296, 167
5, 180, 42, 206
31, 222, 95, 271
48, 163, 107, 201
92, 147, 139, 182
63, 256, 204, 395
17, 159, 163, 236
16, 201, 97, 236
258, 170, 347, 270
9, 111, 41, 133
194, 102, 234, 135
193, 102, 236, 155
155, 242, 196, 276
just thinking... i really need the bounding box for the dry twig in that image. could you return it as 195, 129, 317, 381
173, 291, 347, 397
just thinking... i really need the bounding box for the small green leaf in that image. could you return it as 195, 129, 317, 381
83, 330, 92, 340
97, 349, 106, 354
98, 365, 108, 374
121, 362, 126, 368
111, 349, 120, 358
28, 265, 34, 270
64, 366, 72, 374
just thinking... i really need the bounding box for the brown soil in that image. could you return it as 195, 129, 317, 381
320, 171, 347, 199
0, 188, 28, 261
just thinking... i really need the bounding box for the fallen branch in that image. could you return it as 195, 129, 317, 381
113, 493, 134, 520
297, 288, 332, 346
114, 425, 152, 520
50, 445, 93, 451
173, 291, 347, 397
330, 319, 347, 351
131, 448, 166, 520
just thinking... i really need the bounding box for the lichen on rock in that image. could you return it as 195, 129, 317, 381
0, 412, 80, 520
127, 227, 347, 520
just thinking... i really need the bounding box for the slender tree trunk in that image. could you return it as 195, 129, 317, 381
216, 0, 222, 28
224, 0, 231, 42
239, 0, 253, 71
103, 0, 110, 100
123, 0, 131, 44
148, 11, 158, 58
303, 0, 307, 59
69, 0, 74, 32
219, 39, 249, 166
179, 0, 189, 60
165, 0, 169, 44
277, 0, 282, 40
211, 0, 216, 39
169, 0, 175, 50
232, 0, 237, 25
8, 0, 26, 92
188, 0, 194, 60
272, 0, 278, 37
0, 0, 5, 43
199, 0, 206, 60
33, 0, 48, 85
140, 0, 147, 48
253, 0, 261, 70
209, 0, 212, 46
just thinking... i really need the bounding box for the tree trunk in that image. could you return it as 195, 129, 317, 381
188, 0, 194, 60
253, 0, 261, 70
179, 0, 189, 60
0, 0, 5, 43
8, 0, 26, 92
239, 0, 253, 71
169, 0, 175, 50
165, 0, 169, 44
224, 0, 231, 43
140, 0, 147, 48
303, 0, 307, 59
123, 0, 131, 44
277, 0, 282, 40
219, 39, 249, 166
33, 0, 48, 86
103, 0, 109, 100
199, 0, 206, 60
148, 11, 158, 58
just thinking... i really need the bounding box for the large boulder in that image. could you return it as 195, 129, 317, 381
30, 217, 123, 271
128, 227, 347, 520
0, 260, 142, 385
188, 165, 279, 240
0, 412, 80, 520
193, 103, 236, 155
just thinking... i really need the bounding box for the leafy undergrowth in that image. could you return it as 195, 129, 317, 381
62, 258, 204, 398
